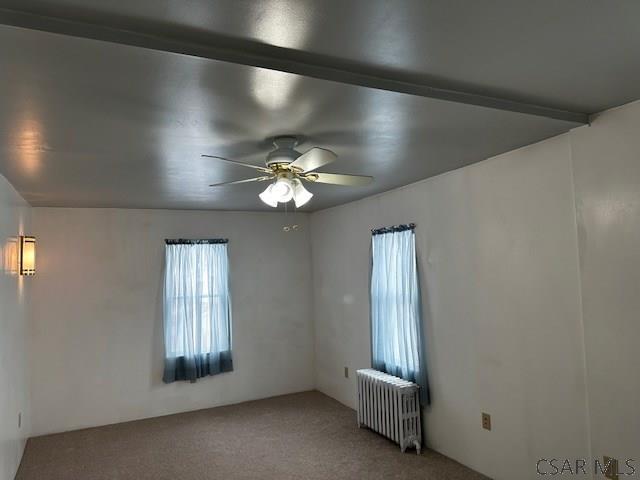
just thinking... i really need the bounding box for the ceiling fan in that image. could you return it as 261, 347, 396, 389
203, 136, 373, 208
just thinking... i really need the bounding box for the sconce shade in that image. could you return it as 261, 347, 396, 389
20, 236, 36, 276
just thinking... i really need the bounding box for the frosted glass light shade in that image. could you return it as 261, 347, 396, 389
259, 177, 312, 208
259, 184, 278, 207
271, 178, 294, 202
293, 180, 313, 208
19, 236, 36, 276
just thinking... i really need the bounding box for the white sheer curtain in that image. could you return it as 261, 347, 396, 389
163, 240, 232, 383
371, 226, 429, 404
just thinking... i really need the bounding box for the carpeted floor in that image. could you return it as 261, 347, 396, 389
16, 391, 489, 480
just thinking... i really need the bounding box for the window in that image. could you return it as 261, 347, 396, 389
371, 224, 429, 404
162, 239, 233, 383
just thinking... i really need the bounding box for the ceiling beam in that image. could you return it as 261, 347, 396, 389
0, 7, 589, 125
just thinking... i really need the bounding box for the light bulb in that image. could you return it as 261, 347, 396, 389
293, 179, 313, 208
259, 184, 278, 207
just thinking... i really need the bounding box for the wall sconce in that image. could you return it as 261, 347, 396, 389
19, 236, 36, 276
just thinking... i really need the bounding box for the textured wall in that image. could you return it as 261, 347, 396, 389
0, 174, 31, 480
310, 134, 591, 480
29, 208, 314, 435
570, 101, 640, 468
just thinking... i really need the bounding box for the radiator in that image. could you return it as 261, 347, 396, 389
356, 368, 422, 454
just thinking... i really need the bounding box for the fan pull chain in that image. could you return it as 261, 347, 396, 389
282, 200, 299, 232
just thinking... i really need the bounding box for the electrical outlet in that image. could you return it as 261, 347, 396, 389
344, 367, 349, 378
481, 412, 491, 431
603, 456, 618, 480
18, 412, 21, 429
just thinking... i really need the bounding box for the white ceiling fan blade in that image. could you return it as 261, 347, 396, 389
202, 154, 272, 173
289, 148, 337, 173
306, 172, 373, 186
209, 176, 272, 187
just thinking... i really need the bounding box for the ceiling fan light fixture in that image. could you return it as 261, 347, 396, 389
259, 184, 278, 207
293, 179, 313, 208
205, 139, 373, 208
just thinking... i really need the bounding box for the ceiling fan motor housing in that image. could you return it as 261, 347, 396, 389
266, 136, 301, 166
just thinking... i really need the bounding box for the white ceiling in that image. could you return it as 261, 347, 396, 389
1, 1, 638, 211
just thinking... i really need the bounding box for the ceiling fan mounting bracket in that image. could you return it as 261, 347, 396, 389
266, 135, 302, 167
271, 135, 299, 149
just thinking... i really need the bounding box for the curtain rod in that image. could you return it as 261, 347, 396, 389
371, 223, 416, 236
165, 238, 228, 245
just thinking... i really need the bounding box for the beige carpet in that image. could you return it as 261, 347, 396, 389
17, 391, 489, 480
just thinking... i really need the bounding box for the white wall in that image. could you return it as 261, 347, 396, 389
29, 208, 314, 436
570, 102, 640, 467
0, 174, 31, 480
310, 134, 591, 480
